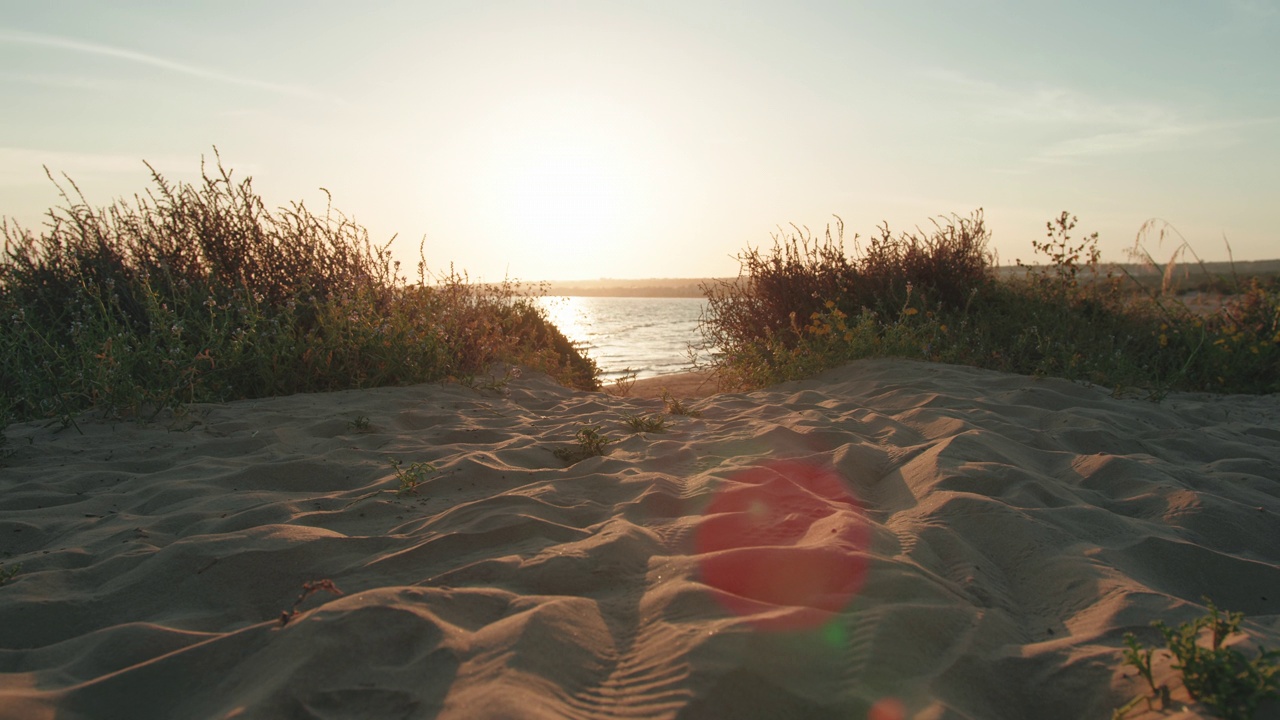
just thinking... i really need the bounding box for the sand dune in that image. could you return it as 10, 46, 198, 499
1, 359, 1277, 719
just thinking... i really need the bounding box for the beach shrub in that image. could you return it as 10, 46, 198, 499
606, 368, 639, 397
389, 458, 437, 496
622, 413, 667, 433
0, 562, 20, 587
1118, 600, 1279, 719
553, 425, 611, 464
700, 210, 1279, 395
661, 390, 702, 418
0, 153, 598, 427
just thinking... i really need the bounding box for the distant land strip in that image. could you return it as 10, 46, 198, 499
540, 278, 723, 298
537, 260, 1279, 298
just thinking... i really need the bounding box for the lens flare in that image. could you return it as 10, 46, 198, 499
695, 460, 870, 630
868, 696, 906, 720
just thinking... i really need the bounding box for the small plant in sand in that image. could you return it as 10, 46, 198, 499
661, 390, 702, 418
389, 458, 437, 495
460, 365, 521, 394
347, 415, 372, 432
608, 369, 639, 397
0, 562, 21, 587
1116, 599, 1279, 719
622, 413, 667, 433
278, 579, 344, 626
553, 425, 612, 464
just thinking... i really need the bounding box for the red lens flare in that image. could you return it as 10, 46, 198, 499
695, 460, 870, 630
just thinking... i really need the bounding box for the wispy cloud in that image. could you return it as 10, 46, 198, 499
0, 70, 115, 92
1031, 116, 1280, 165
0, 28, 331, 101
922, 68, 1173, 128
0, 146, 269, 191
0, 147, 194, 185
918, 68, 1273, 165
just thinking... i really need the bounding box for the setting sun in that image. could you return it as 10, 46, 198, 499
498, 137, 627, 256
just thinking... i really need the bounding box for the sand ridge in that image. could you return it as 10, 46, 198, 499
0, 359, 1277, 719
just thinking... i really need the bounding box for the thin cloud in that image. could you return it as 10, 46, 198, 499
0, 28, 332, 101
0, 146, 194, 186
1032, 116, 1280, 164
921, 68, 1172, 129
921, 67, 1275, 164
0, 70, 113, 92
0, 146, 269, 190
1031, 126, 1197, 164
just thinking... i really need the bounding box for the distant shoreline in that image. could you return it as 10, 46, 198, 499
537, 259, 1280, 298
540, 278, 725, 298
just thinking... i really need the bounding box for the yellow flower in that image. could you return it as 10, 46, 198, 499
824, 300, 836, 309
903, 308, 919, 316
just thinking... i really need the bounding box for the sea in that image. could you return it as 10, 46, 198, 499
533, 296, 711, 381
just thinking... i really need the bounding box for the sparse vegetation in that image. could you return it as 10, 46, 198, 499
1117, 600, 1279, 719
460, 365, 529, 395
0, 562, 20, 587
390, 458, 436, 495
700, 210, 1279, 396
348, 415, 371, 432
554, 425, 612, 464
622, 413, 667, 433
607, 368, 639, 397
661, 390, 702, 417
0, 152, 598, 436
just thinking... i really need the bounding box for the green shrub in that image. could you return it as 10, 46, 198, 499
554, 425, 611, 464
622, 413, 667, 433
389, 458, 437, 496
0, 153, 598, 427
1118, 600, 1279, 719
700, 210, 1278, 395
661, 390, 702, 418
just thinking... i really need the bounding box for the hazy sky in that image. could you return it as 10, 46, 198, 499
2, 1, 1277, 281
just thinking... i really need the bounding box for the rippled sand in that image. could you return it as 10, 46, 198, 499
1, 359, 1277, 719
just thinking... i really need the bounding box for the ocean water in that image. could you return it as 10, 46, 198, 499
534, 296, 710, 380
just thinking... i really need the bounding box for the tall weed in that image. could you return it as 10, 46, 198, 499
0, 153, 598, 429
701, 210, 1278, 395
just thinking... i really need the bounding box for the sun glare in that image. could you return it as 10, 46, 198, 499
503, 142, 623, 255
469, 102, 653, 279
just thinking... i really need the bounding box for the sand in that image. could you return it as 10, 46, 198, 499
1, 358, 1277, 719
620, 370, 720, 400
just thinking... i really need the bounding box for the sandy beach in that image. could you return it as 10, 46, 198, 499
622, 370, 720, 400
1, 358, 1277, 719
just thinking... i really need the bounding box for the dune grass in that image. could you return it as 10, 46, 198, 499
700, 210, 1279, 397
0, 154, 598, 438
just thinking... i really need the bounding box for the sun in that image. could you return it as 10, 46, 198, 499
502, 141, 623, 255
456, 98, 660, 279
496, 134, 634, 262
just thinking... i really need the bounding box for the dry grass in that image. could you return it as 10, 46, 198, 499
700, 210, 1278, 396
0, 152, 598, 434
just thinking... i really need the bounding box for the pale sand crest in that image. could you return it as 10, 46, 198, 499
1, 359, 1277, 719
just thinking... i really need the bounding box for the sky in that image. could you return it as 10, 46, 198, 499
2, 1, 1277, 282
